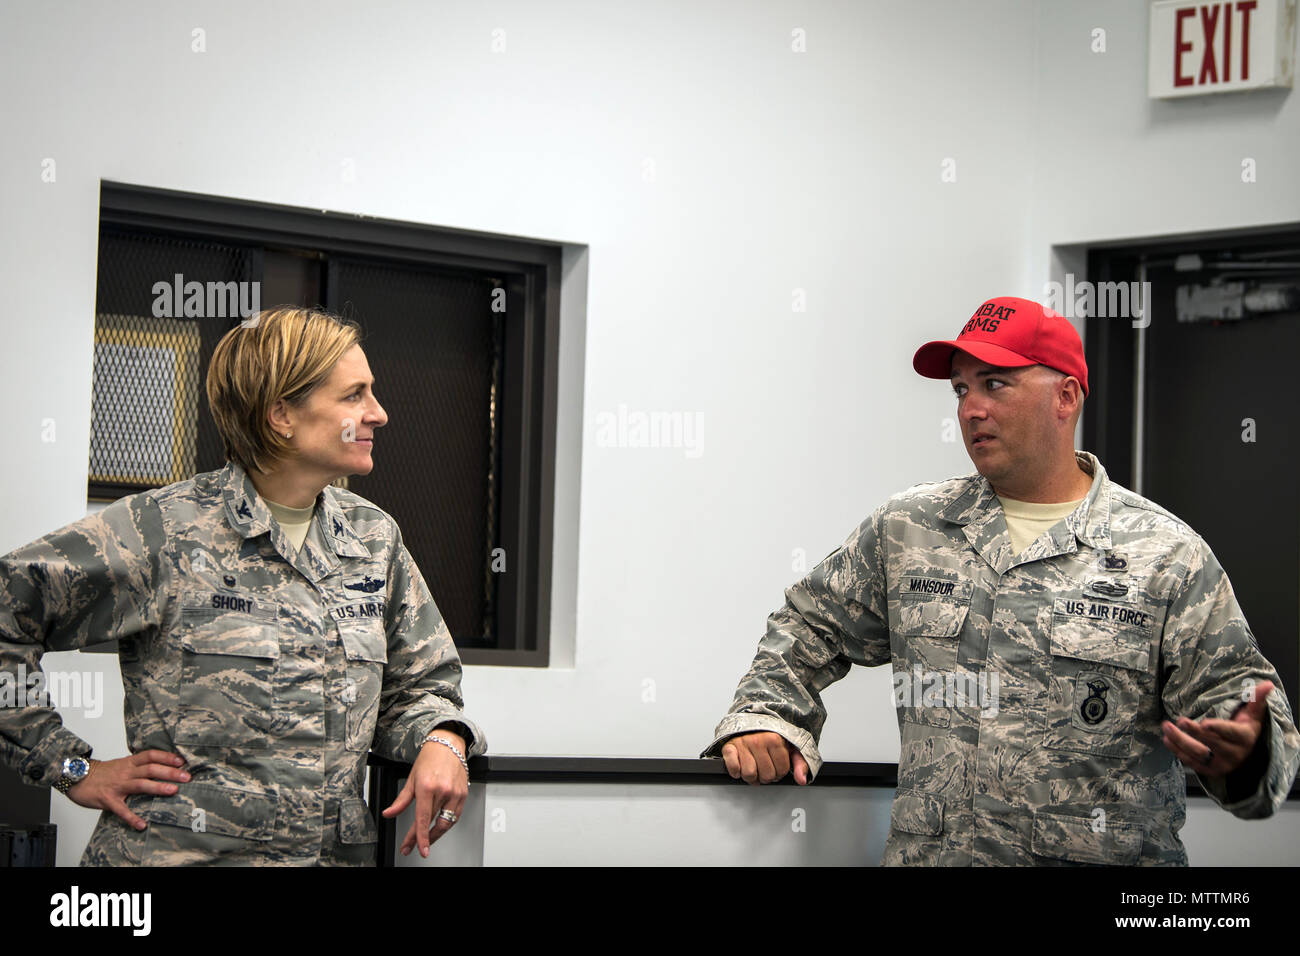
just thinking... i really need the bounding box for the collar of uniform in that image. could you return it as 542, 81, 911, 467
317, 484, 372, 559
1066, 450, 1113, 551
220, 461, 370, 559
220, 461, 277, 539
936, 450, 1114, 550
937, 474, 997, 526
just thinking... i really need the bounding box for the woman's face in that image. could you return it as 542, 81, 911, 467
283, 344, 388, 482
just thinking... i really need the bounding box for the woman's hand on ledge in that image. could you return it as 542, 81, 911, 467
382, 730, 469, 858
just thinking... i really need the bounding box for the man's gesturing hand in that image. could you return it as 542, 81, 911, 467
1162, 680, 1275, 777
721, 731, 810, 785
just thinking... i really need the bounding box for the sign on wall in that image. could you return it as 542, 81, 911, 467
1148, 0, 1296, 97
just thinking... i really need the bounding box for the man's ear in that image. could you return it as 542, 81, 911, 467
1057, 375, 1083, 425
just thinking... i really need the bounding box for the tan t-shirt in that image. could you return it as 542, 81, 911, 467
997, 494, 1086, 557
264, 498, 316, 554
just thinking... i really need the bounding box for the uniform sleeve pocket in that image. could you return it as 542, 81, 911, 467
1031, 810, 1142, 865
890, 788, 945, 836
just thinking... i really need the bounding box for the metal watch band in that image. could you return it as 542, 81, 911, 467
54, 755, 92, 795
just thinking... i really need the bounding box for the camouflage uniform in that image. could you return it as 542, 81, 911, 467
0, 461, 485, 866
702, 451, 1299, 865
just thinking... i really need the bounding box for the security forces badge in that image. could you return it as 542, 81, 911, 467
1080, 678, 1110, 725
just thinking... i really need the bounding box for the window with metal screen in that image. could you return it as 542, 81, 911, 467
328, 258, 504, 648
90, 231, 254, 498
93, 182, 560, 665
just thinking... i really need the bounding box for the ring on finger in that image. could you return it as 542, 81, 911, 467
436, 808, 458, 824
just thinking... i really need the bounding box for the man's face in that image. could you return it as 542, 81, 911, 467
286, 344, 388, 482
949, 350, 1055, 486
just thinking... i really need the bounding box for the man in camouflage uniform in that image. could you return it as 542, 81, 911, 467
703, 295, 1299, 865
0, 460, 485, 865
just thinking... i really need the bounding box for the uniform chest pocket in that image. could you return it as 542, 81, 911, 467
893, 578, 972, 727
337, 618, 388, 753
1043, 598, 1155, 759
174, 602, 282, 751
895, 577, 972, 639
896, 596, 971, 642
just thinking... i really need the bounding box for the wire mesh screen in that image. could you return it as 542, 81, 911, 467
91, 230, 254, 496
90, 313, 200, 484
331, 259, 502, 648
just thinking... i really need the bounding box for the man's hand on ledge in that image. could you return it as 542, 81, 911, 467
1162, 680, 1274, 780
721, 731, 810, 786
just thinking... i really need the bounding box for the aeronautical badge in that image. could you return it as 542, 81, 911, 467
344, 575, 385, 593
1080, 679, 1110, 725
1100, 553, 1127, 571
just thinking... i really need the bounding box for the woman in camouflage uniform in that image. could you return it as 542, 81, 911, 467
0, 306, 485, 865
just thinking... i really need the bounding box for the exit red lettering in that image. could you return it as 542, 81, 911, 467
1174, 1, 1257, 87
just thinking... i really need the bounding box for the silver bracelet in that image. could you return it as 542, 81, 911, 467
421, 733, 470, 782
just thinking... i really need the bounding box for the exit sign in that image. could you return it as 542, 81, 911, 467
1148, 0, 1296, 97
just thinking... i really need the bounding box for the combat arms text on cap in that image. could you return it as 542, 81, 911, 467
912, 295, 1089, 396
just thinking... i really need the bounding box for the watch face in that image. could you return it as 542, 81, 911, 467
64, 757, 90, 780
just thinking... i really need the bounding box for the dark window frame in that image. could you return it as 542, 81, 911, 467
96, 180, 562, 667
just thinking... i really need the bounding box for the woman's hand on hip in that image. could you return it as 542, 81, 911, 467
67, 750, 191, 830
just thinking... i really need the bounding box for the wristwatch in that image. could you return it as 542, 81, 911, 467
53, 755, 92, 795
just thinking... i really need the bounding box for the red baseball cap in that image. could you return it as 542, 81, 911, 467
912, 295, 1089, 396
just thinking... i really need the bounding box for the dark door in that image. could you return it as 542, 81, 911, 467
1143, 260, 1299, 719
1087, 232, 1300, 721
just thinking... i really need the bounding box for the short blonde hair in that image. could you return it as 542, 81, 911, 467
206, 306, 362, 473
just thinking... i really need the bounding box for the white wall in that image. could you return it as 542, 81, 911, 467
389, 779, 1300, 866
1029, 0, 1300, 256
392, 779, 895, 866
1, 0, 1295, 865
